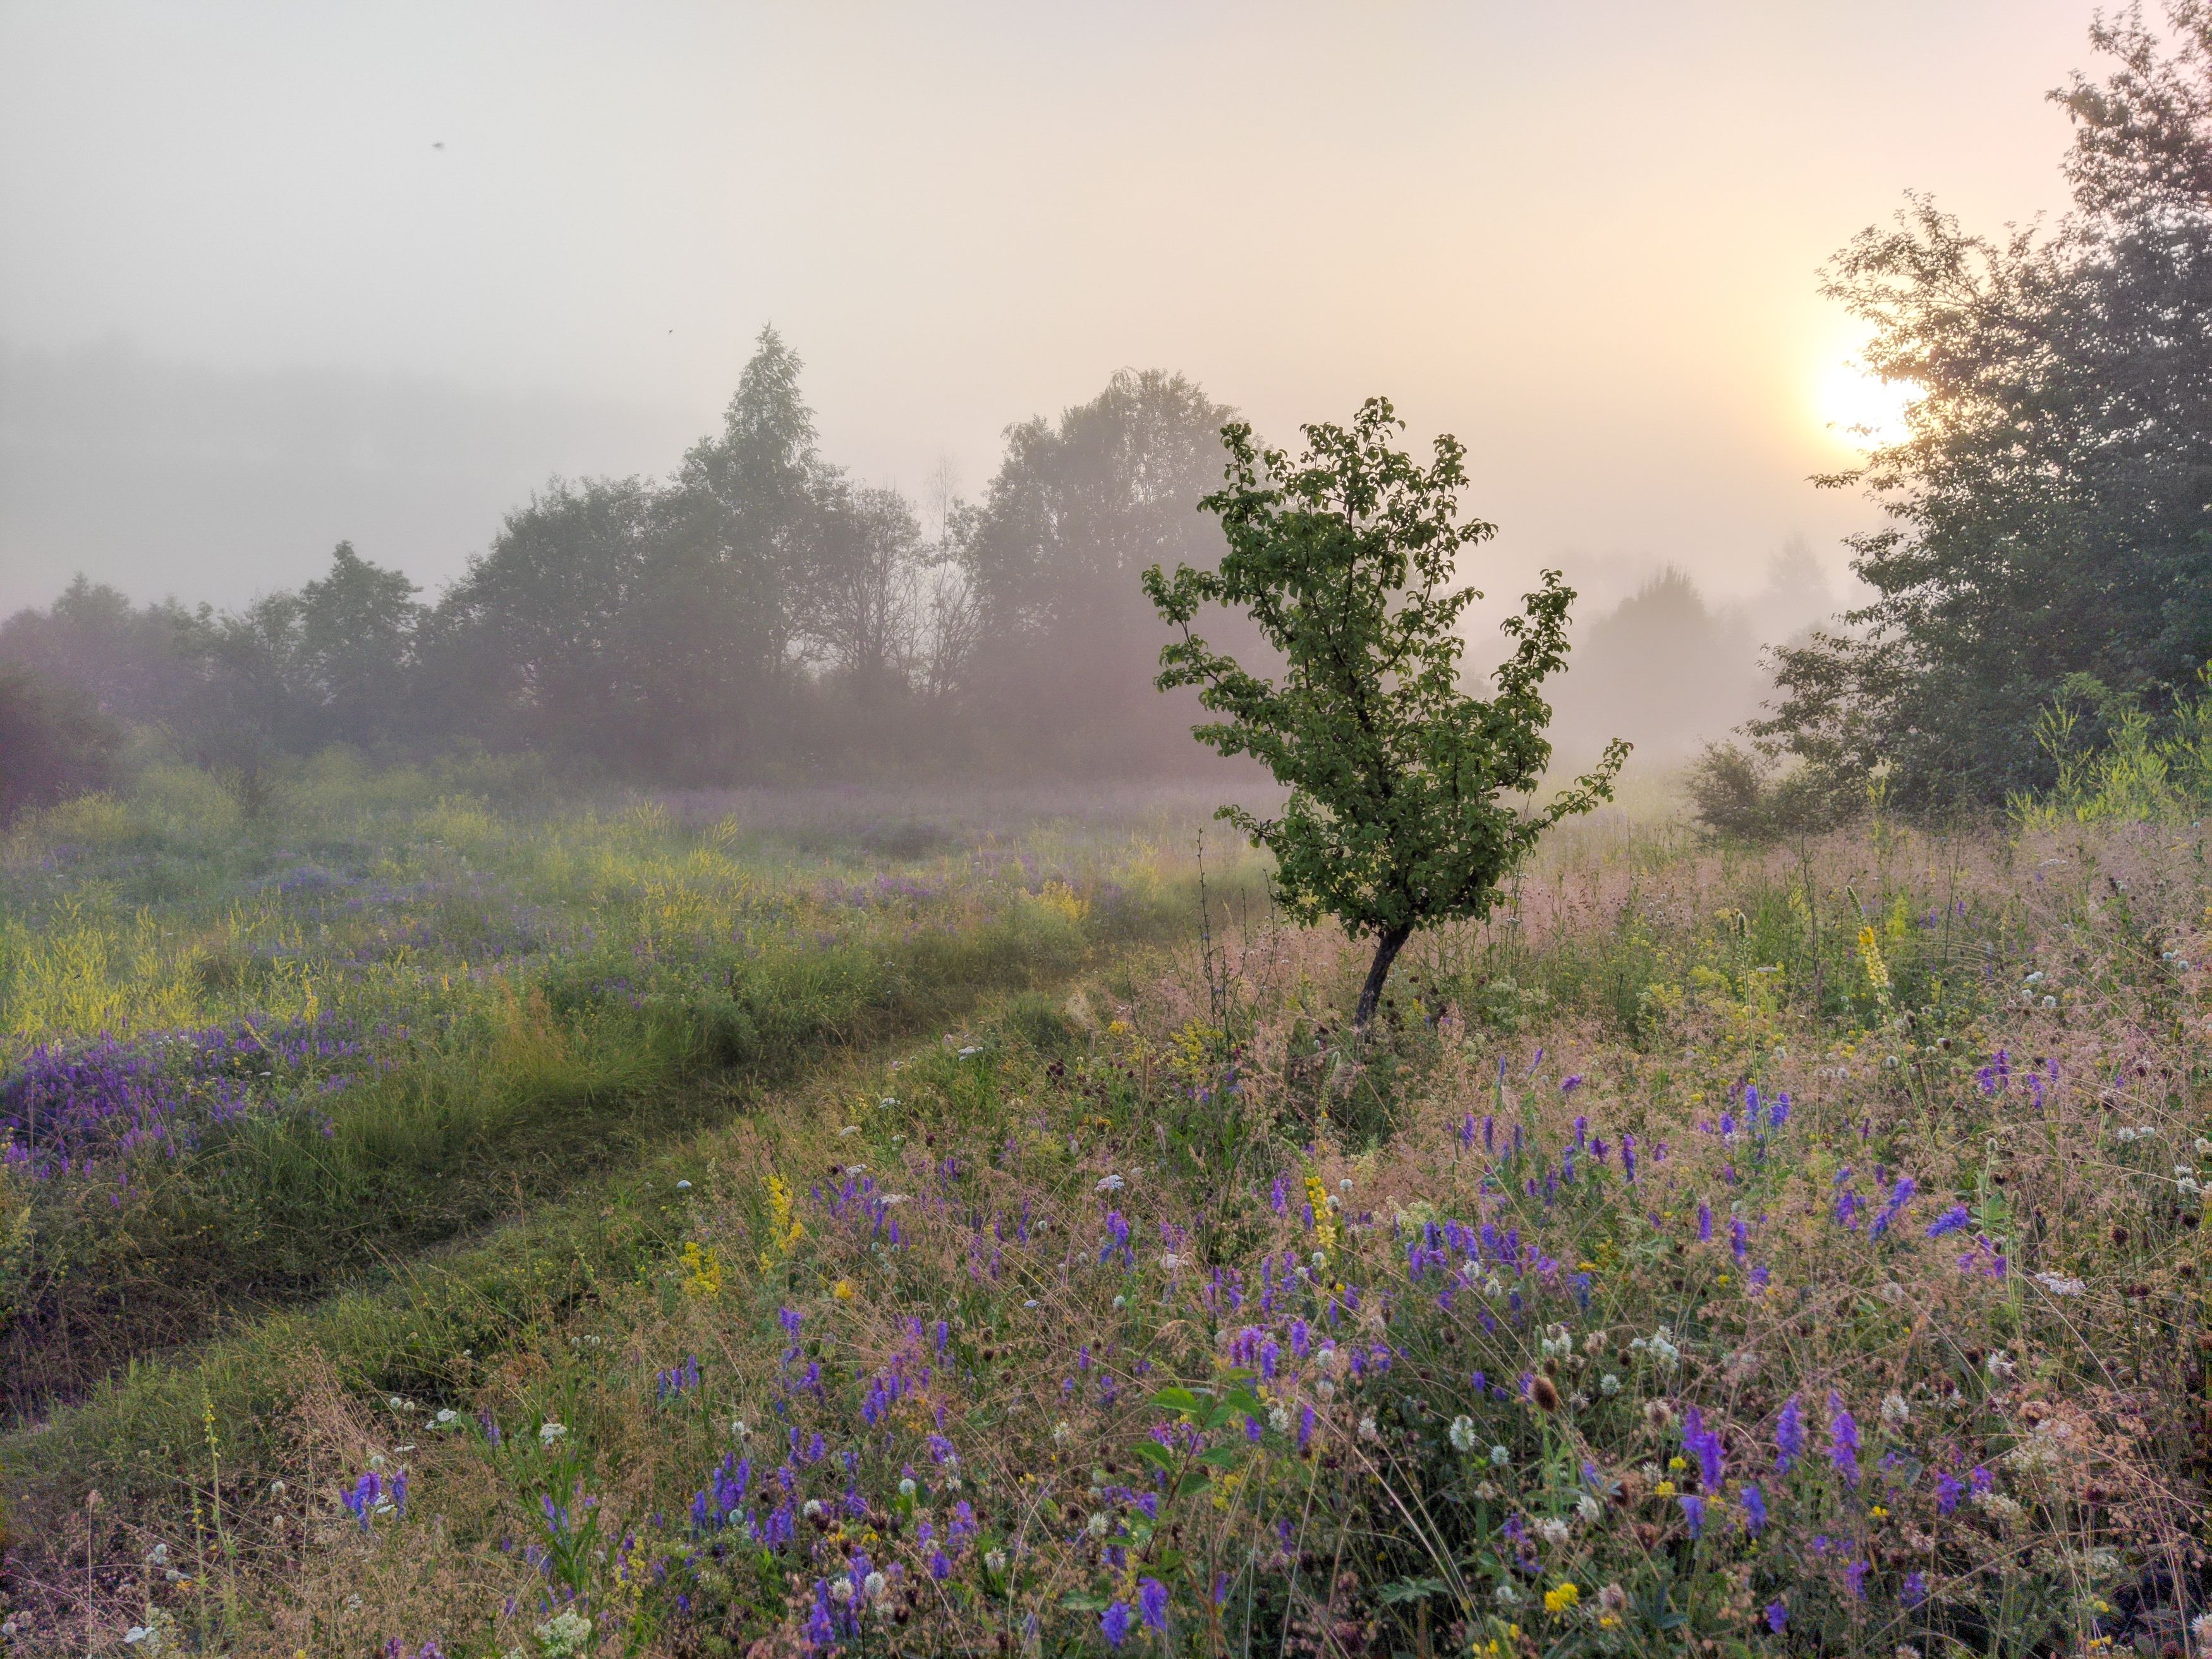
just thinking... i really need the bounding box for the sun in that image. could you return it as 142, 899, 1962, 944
1815, 356, 1918, 449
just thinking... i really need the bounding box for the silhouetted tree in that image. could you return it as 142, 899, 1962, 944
294, 541, 422, 746
1770, 3, 2212, 806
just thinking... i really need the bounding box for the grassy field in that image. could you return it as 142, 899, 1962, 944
5, 784, 2211, 1659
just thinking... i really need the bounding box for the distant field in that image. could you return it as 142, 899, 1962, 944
0, 760, 1267, 1411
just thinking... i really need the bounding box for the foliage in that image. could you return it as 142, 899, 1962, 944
0, 664, 120, 825
1146, 398, 1625, 1025
2012, 661, 2212, 827
1765, 4, 2212, 808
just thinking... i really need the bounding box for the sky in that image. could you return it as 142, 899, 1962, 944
0, 1, 2103, 620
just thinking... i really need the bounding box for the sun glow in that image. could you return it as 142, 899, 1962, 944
1815, 356, 1918, 449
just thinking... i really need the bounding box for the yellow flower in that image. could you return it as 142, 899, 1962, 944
1543, 1582, 1581, 1615
679, 1240, 723, 1298
1655, 1480, 1676, 1498
1668, 1455, 1687, 1471
832, 1279, 856, 1300
1870, 1504, 1889, 1521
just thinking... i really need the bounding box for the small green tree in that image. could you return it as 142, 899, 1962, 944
1143, 398, 1627, 1029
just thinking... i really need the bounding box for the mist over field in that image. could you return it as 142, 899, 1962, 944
11, 6, 2212, 1657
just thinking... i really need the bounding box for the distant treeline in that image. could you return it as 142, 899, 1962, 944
1, 334, 1258, 804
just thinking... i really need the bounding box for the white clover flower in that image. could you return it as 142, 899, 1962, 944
1095, 1174, 1124, 1192
1448, 1415, 1477, 1451
1538, 1517, 1571, 1547
1493, 1584, 1521, 1607
898, 1477, 916, 1497
1269, 1406, 1293, 1433
1358, 1415, 1379, 1442
123, 1629, 158, 1651
1316, 1379, 1336, 1402
1160, 1253, 1183, 1270
1881, 1392, 1911, 1426
803, 1499, 825, 1521
829, 1577, 854, 1603
2041, 995, 2057, 1009
1052, 1419, 1073, 1445
538, 1422, 566, 1444
1112, 1295, 1127, 1310
985, 1548, 1007, 1576
1310, 1251, 1328, 1270
1577, 1493, 1603, 1522
1489, 1443, 1511, 1467
1087, 1511, 1110, 1537
1600, 1373, 1622, 1396
268, 1480, 286, 1498
675, 1179, 693, 1189
145, 1543, 168, 1565
1984, 1351, 2016, 1380
864, 1571, 888, 1601
2034, 1273, 2086, 1297
434, 1408, 459, 1425
731, 1419, 751, 1439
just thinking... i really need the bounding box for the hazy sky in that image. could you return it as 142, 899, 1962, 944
0, 1, 2101, 618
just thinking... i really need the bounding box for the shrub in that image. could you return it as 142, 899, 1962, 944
0, 665, 121, 825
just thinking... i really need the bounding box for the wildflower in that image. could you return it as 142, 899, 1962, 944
1902, 1571, 1928, 1608
1920, 1203, 1973, 1239
1577, 1493, 1602, 1521
1447, 1416, 1476, 1451
1543, 1581, 1580, 1614
1741, 1484, 1767, 1534
537, 1422, 566, 1445
1538, 1517, 1571, 1546
985, 1548, 1007, 1576
1096, 1174, 1124, 1193
1679, 1493, 1705, 1537
1881, 1392, 1910, 1428
1358, 1414, 1378, 1440
1490, 1443, 1511, 1467
1775, 1395, 1804, 1474
1494, 1584, 1521, 1607
1827, 1393, 1861, 1486
1138, 1578, 1169, 1632
1765, 1602, 1788, 1634
1600, 1373, 1621, 1395
1100, 1601, 1133, 1649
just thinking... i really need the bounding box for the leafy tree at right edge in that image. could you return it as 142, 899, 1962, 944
1144, 398, 1627, 1030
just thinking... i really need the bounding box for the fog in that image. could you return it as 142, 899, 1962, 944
0, 1, 2101, 774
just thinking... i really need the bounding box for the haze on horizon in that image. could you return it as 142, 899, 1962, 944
0, 2, 2093, 635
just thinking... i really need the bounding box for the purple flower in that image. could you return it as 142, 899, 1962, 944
1902, 1571, 1928, 1608
1698, 1202, 1713, 1243
1936, 1471, 1964, 1515
1101, 1600, 1133, 1648
1741, 1484, 1767, 1534
1561, 1075, 1583, 1095
1730, 1217, 1748, 1261
1925, 1204, 1972, 1238
1765, 1601, 1788, 1634
1138, 1578, 1169, 1632
1775, 1395, 1804, 1474
1679, 1493, 1705, 1538
1827, 1393, 1860, 1487
1846, 1559, 1870, 1599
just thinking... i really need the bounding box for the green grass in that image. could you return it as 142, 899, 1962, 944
0, 758, 1267, 1410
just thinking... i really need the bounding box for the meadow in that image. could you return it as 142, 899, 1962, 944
6, 775, 2208, 1658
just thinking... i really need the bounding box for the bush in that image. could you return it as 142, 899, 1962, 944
0, 665, 121, 825
1684, 741, 1852, 842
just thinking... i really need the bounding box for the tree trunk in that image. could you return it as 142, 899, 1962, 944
1353, 923, 1414, 1031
